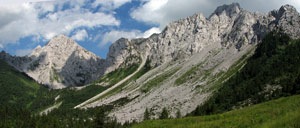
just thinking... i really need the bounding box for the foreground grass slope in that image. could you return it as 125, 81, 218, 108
132, 95, 300, 128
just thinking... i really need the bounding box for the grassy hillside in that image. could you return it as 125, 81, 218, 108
0, 59, 46, 109
132, 95, 300, 128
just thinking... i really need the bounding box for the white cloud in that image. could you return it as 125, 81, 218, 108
99, 30, 142, 47
93, 0, 132, 10
98, 27, 161, 47
131, 0, 300, 28
0, 44, 3, 48
71, 29, 88, 41
39, 8, 120, 40
143, 27, 161, 38
15, 48, 33, 56
0, 0, 55, 6
0, 1, 120, 48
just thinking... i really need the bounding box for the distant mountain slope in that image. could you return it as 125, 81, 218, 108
132, 95, 300, 128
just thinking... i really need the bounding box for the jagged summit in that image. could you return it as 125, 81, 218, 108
268, 4, 300, 39
271, 4, 299, 19
45, 34, 77, 47
280, 4, 298, 13
211, 2, 241, 17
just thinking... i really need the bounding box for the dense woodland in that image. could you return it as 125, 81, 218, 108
1, 30, 300, 127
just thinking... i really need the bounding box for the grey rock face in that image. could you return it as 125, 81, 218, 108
104, 38, 142, 74
269, 5, 300, 38
119, 3, 300, 67
212, 2, 241, 17
79, 3, 300, 123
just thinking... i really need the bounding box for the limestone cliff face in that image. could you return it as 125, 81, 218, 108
108, 3, 300, 69
103, 38, 142, 74
80, 3, 300, 123
137, 3, 300, 67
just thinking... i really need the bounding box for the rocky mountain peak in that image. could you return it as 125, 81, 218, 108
1, 34, 106, 88
0, 50, 8, 56
104, 37, 141, 74
279, 4, 298, 14
271, 4, 299, 19
268, 4, 300, 39
45, 34, 78, 48
212, 2, 241, 17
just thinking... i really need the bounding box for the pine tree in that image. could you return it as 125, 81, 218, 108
176, 110, 181, 118
159, 107, 169, 119
94, 109, 107, 128
144, 108, 150, 120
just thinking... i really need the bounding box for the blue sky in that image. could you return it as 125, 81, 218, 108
0, 0, 299, 58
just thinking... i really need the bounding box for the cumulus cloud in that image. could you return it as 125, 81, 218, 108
93, 0, 132, 10
131, 0, 300, 28
71, 29, 88, 41
99, 30, 142, 47
0, 0, 55, 6
39, 8, 120, 40
98, 27, 161, 47
143, 27, 161, 38
0, 0, 120, 48
15, 48, 33, 56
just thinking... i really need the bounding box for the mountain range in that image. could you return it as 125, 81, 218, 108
1, 2, 300, 125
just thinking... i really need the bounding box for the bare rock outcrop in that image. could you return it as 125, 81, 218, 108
80, 3, 300, 123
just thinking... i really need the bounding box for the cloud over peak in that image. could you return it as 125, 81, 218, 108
71, 29, 88, 41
